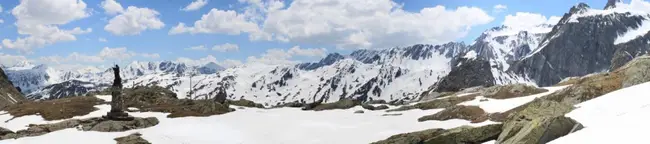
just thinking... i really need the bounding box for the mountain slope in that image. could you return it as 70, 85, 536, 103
0, 67, 25, 109
509, 3, 650, 86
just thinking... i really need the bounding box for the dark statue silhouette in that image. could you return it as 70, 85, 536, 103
104, 65, 134, 121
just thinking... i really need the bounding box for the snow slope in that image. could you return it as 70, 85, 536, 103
0, 95, 496, 144
550, 82, 650, 143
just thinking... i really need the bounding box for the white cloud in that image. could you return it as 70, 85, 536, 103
101, 0, 124, 15
503, 12, 560, 29
141, 53, 160, 59
98, 38, 108, 42
263, 0, 493, 49
104, 0, 165, 36
169, 8, 260, 35
3, 0, 91, 52
247, 48, 295, 65
288, 46, 326, 57
185, 45, 208, 51
219, 59, 243, 68
212, 43, 239, 52
246, 46, 326, 65
175, 0, 492, 49
99, 47, 137, 60
0, 53, 29, 66
68, 52, 105, 63
0, 19, 3, 24
176, 55, 218, 66
0, 4, 3, 13
182, 0, 208, 11
493, 4, 507, 13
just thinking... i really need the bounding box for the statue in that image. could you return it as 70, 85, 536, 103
104, 65, 134, 121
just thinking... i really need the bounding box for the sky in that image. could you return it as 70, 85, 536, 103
0, 0, 616, 70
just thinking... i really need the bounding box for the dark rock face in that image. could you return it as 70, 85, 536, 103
0, 67, 25, 109
431, 57, 495, 93
610, 32, 650, 70
509, 3, 647, 86
298, 53, 345, 70
604, 0, 621, 9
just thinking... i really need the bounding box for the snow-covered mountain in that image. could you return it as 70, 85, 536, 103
510, 2, 650, 86
4, 61, 224, 100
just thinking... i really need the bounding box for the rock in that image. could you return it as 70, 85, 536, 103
225, 99, 265, 108
382, 113, 403, 116
372, 124, 502, 144
424, 124, 502, 144
115, 133, 151, 144
387, 95, 476, 112
618, 55, 650, 88
354, 110, 364, 114
365, 100, 387, 104
417, 105, 487, 123
482, 84, 548, 99
375, 105, 389, 110
312, 99, 361, 111
496, 99, 579, 144
371, 128, 445, 144
361, 104, 388, 111
544, 72, 623, 105
300, 100, 323, 110
123, 86, 178, 108
84, 117, 159, 132
0, 127, 14, 137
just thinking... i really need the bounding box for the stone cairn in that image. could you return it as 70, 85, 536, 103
103, 65, 134, 121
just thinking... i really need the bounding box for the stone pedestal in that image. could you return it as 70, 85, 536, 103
103, 65, 134, 121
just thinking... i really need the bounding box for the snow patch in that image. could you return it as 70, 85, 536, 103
459, 85, 569, 113
614, 18, 650, 45
463, 51, 477, 59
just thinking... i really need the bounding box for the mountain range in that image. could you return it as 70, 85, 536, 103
4, 2, 650, 107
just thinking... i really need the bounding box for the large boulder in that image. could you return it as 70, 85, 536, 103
372, 124, 503, 144
115, 133, 151, 144
225, 99, 265, 108
424, 124, 502, 144
371, 128, 446, 144
496, 99, 580, 144
311, 98, 361, 111
84, 117, 159, 132
482, 84, 548, 99
418, 105, 487, 123
617, 55, 650, 88
361, 104, 389, 111
388, 95, 477, 112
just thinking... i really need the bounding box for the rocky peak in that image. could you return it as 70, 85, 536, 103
569, 3, 590, 14
297, 53, 345, 70
604, 0, 621, 10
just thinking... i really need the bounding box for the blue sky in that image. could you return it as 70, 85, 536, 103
0, 0, 611, 69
